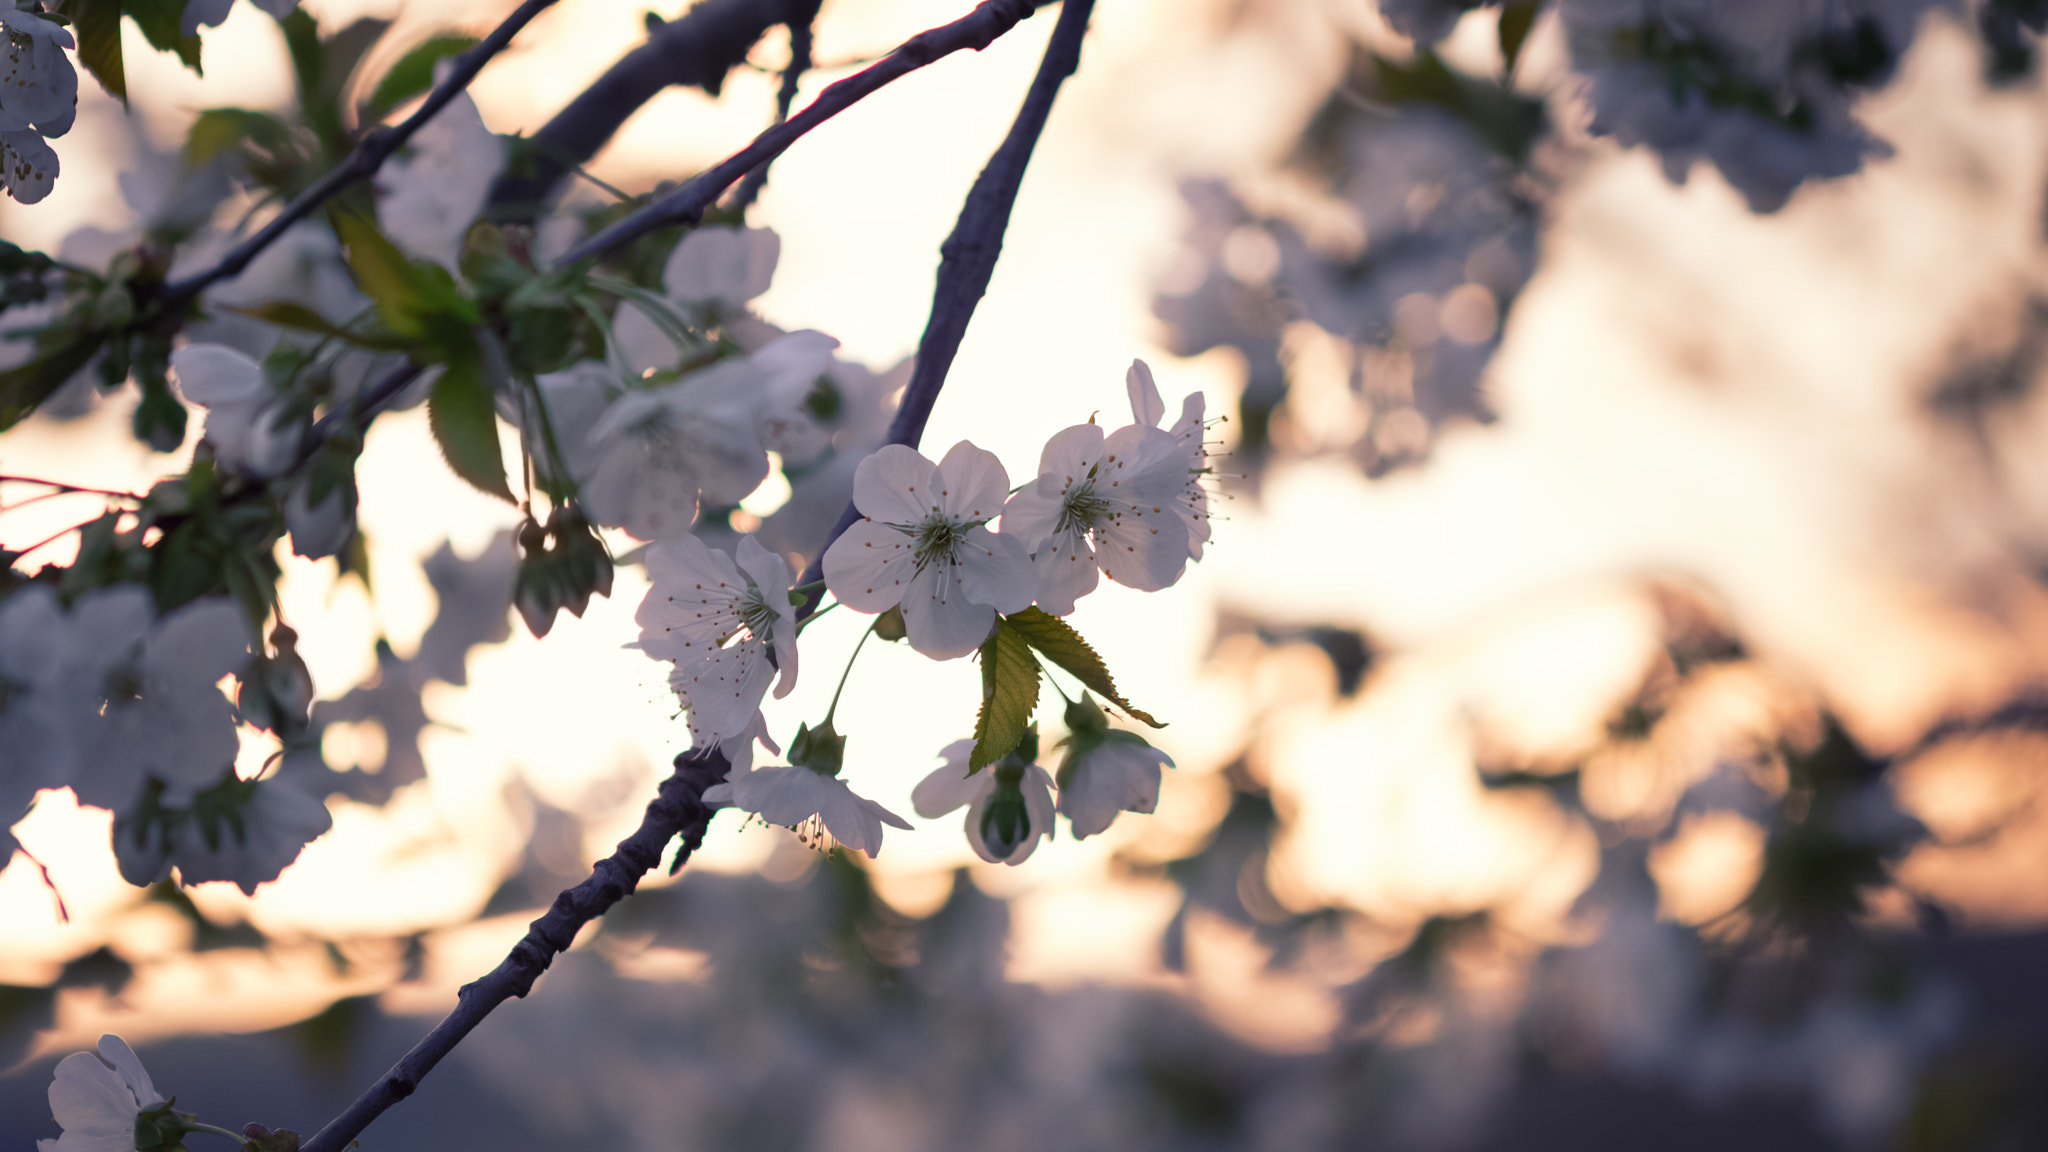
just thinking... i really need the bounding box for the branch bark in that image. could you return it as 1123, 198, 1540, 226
161, 0, 564, 309
485, 0, 823, 220
798, 0, 1096, 590
297, 749, 728, 1152
557, 0, 1044, 266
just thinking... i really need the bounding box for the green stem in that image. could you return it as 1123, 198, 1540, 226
821, 618, 878, 726
185, 1121, 250, 1143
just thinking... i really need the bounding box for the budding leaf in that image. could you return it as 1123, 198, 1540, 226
971, 617, 1039, 771
361, 35, 481, 124
333, 212, 477, 347
426, 353, 513, 502
1002, 607, 1162, 728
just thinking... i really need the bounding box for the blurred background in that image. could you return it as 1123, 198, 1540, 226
7, 0, 2048, 1147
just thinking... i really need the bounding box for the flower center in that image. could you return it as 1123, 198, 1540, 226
1055, 478, 1113, 535
912, 513, 966, 569
737, 586, 777, 640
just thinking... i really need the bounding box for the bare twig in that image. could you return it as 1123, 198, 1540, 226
298, 749, 727, 1152
556, 0, 1044, 266
796, 0, 1096, 595
727, 14, 816, 215
487, 0, 823, 219
160, 0, 563, 308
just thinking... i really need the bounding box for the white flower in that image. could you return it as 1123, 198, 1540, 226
1127, 358, 1213, 559
114, 775, 333, 895
41, 1034, 164, 1152
0, 3, 77, 137
911, 739, 1057, 865
1054, 696, 1172, 839
75, 597, 252, 811
284, 470, 354, 560
168, 343, 305, 477
821, 442, 1037, 659
749, 330, 838, 467
375, 87, 505, 271
704, 764, 911, 858
1000, 417, 1190, 617
612, 226, 781, 375
0, 127, 58, 203
581, 361, 768, 541
636, 533, 798, 747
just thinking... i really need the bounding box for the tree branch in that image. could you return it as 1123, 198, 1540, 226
796, 0, 1096, 594
279, 7, 1091, 1143
556, 0, 1044, 266
487, 0, 822, 220
297, 749, 729, 1152
160, 0, 564, 309
726, 13, 815, 216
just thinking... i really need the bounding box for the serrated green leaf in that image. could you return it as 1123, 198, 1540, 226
360, 35, 480, 124
63, 0, 125, 102
971, 618, 1040, 770
0, 333, 109, 432
1003, 606, 1163, 728
122, 0, 201, 73
427, 353, 513, 502
1497, 0, 1541, 76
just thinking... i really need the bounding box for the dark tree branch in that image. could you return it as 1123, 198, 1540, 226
557, 0, 1044, 266
486, 0, 822, 220
161, 0, 564, 309
279, 7, 1092, 1146
298, 749, 729, 1152
797, 0, 1096, 593
726, 14, 816, 215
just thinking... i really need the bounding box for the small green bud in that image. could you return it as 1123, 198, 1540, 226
874, 604, 907, 642
788, 718, 846, 777
980, 761, 1032, 859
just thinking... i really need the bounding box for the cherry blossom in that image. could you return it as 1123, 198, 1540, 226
113, 775, 333, 894
613, 226, 782, 374
39, 1034, 165, 1152
580, 361, 767, 541
703, 763, 911, 858
636, 533, 799, 747
1000, 418, 1190, 617
821, 442, 1036, 658
0, 2, 76, 138
375, 87, 506, 271
169, 344, 305, 477
1053, 694, 1172, 839
1126, 358, 1213, 559
75, 596, 253, 811
911, 739, 1056, 865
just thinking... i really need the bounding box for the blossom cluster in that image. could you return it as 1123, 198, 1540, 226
0, 586, 330, 894
638, 361, 1209, 860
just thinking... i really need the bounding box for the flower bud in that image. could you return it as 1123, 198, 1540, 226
788, 718, 846, 778
874, 604, 907, 642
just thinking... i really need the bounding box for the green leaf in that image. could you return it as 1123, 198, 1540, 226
0, 333, 109, 432
971, 618, 1040, 771
64, 0, 125, 102
122, 0, 202, 74
333, 212, 428, 335
1003, 606, 1163, 728
426, 352, 513, 502
222, 301, 405, 349
1497, 0, 1541, 76
360, 35, 480, 124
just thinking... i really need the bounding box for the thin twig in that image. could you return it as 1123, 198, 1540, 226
727, 15, 815, 214
485, 0, 823, 219
796, 0, 1096, 599
159, 0, 563, 309
556, 0, 1044, 267
298, 749, 726, 1152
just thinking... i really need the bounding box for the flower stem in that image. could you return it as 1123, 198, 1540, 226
1034, 655, 1073, 704
185, 1121, 251, 1143
822, 618, 878, 726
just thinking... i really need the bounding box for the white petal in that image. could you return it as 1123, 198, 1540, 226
821, 518, 917, 613
145, 598, 252, 685
0, 129, 56, 204
910, 741, 983, 817
662, 226, 780, 306
636, 536, 745, 659
901, 561, 995, 660
1030, 527, 1098, 617
954, 526, 1037, 615
670, 642, 773, 746
933, 440, 1009, 523
170, 343, 265, 407
96, 1034, 160, 1106
1092, 503, 1189, 593
1127, 359, 1165, 426
850, 445, 941, 525
999, 484, 1063, 551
